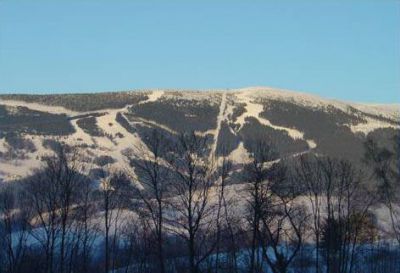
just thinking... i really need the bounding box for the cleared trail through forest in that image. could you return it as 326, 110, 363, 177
210, 91, 227, 160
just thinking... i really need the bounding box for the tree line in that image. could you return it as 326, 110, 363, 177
0, 130, 399, 273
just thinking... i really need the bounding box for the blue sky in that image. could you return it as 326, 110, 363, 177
0, 1, 399, 103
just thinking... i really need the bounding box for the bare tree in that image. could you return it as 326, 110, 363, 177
0, 184, 30, 273
50, 146, 84, 273
129, 129, 170, 273
319, 158, 375, 273
120, 212, 154, 273
167, 132, 218, 273
297, 155, 375, 273
24, 169, 59, 273
296, 154, 324, 273
258, 161, 308, 273
99, 171, 131, 273
73, 177, 99, 273
364, 137, 400, 244
214, 156, 233, 273
23, 144, 84, 273
244, 140, 277, 273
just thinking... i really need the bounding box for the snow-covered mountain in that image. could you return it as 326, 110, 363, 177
0, 87, 398, 181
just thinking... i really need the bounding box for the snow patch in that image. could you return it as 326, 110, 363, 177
306, 139, 317, 149
227, 142, 251, 164
349, 117, 399, 135
139, 90, 164, 104
0, 136, 47, 181
0, 99, 80, 116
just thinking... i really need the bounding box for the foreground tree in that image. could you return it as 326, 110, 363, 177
243, 141, 309, 273
244, 140, 278, 273
296, 154, 324, 273
0, 185, 30, 273
73, 177, 99, 273
259, 161, 308, 273
23, 145, 84, 273
321, 159, 374, 273
167, 132, 219, 273
297, 154, 375, 273
130, 129, 170, 273
213, 155, 233, 273
99, 171, 131, 273
364, 137, 400, 244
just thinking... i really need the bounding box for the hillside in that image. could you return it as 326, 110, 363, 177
0, 87, 398, 181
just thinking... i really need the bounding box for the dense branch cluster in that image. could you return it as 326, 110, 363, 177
0, 131, 399, 273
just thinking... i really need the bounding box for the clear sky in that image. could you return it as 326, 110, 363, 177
0, 0, 399, 103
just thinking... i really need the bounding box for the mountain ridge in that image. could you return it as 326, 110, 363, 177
0, 87, 398, 182
1, 86, 398, 117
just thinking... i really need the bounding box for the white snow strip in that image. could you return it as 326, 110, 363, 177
351, 103, 400, 121
131, 116, 178, 135
210, 91, 227, 159
0, 99, 80, 116
349, 117, 399, 135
